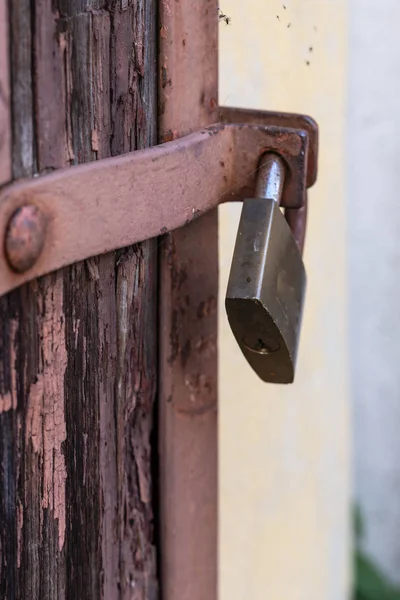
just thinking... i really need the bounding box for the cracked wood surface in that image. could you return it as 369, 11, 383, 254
0, 1, 158, 598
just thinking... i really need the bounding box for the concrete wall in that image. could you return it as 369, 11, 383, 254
218, 1, 350, 599
349, 0, 400, 585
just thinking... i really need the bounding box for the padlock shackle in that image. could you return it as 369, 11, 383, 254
255, 153, 307, 255
254, 154, 286, 203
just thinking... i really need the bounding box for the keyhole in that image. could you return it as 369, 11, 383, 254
242, 334, 280, 355
256, 338, 269, 354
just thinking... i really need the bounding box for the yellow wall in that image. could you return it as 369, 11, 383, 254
218, 2, 350, 599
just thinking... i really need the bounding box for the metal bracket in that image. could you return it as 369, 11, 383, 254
0, 108, 318, 297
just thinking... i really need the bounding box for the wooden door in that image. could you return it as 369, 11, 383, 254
0, 1, 218, 599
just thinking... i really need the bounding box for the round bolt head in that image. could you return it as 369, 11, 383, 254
5, 205, 47, 273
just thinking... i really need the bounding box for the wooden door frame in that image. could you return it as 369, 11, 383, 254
158, 2, 218, 598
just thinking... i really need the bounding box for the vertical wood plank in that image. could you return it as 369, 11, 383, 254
0, 0, 11, 186
0, 2, 158, 599
0, 26, 13, 594
158, 1, 219, 599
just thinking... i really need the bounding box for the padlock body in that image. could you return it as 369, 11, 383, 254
226, 198, 306, 383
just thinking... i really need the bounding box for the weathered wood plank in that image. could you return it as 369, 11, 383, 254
0, 0, 11, 185
0, 1, 158, 598
158, 1, 219, 598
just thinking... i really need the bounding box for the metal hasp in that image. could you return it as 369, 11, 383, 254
226, 154, 306, 384
0, 109, 318, 298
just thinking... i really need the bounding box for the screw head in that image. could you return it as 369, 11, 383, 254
5, 205, 47, 273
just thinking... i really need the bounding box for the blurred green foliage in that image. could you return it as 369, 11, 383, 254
353, 506, 400, 600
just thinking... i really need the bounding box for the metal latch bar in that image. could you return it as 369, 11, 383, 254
0, 108, 318, 297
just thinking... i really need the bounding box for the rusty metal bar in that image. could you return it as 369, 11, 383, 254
0, 122, 311, 297
0, 0, 11, 187
158, 1, 219, 599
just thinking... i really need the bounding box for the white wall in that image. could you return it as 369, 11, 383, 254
349, 0, 400, 584
219, 2, 350, 599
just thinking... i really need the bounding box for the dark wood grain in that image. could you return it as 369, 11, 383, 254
0, 1, 158, 598
0, 0, 11, 186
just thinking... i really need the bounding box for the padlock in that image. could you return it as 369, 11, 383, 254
225, 153, 306, 384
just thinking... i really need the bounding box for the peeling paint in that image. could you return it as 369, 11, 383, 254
25, 274, 67, 552
91, 129, 99, 152
26, 376, 43, 453
161, 0, 173, 18
1, 0, 158, 595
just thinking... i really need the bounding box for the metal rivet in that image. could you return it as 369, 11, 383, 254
5, 205, 47, 273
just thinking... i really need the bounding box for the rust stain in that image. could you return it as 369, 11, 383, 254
197, 296, 217, 319
25, 274, 67, 552
160, 129, 177, 142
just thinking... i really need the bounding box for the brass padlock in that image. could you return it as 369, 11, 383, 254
225, 154, 306, 384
